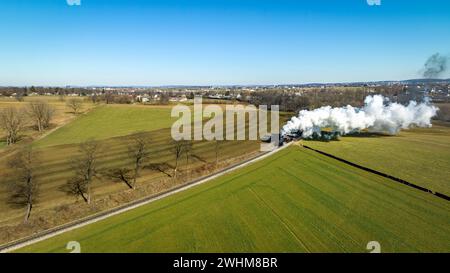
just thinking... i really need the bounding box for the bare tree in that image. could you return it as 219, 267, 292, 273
91, 94, 99, 104
27, 100, 55, 131
172, 140, 185, 178
8, 147, 39, 223
214, 140, 221, 167
57, 88, 66, 102
106, 134, 150, 189
159, 93, 170, 105
104, 92, 113, 104
127, 133, 150, 189
66, 98, 83, 114
66, 140, 100, 204
183, 141, 193, 177
0, 107, 25, 145
15, 92, 24, 102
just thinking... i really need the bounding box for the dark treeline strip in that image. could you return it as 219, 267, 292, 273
246, 86, 408, 112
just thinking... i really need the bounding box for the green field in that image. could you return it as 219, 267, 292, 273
35, 105, 176, 147
34, 104, 289, 148
18, 146, 450, 253
0, 130, 261, 225
306, 122, 450, 196
0, 103, 267, 230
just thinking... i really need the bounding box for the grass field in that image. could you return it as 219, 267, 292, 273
35, 104, 291, 148
35, 105, 176, 147
1, 103, 283, 230
18, 146, 450, 253
0, 129, 262, 225
306, 122, 450, 196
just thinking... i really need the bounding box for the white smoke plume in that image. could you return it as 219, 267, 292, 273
282, 95, 438, 138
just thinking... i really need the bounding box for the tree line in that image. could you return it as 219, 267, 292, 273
0, 99, 84, 146
0, 101, 55, 145
6, 135, 223, 223
246, 86, 408, 112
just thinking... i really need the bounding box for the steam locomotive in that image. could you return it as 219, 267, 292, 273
261, 129, 340, 146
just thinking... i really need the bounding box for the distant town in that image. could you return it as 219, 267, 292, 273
1, 78, 449, 107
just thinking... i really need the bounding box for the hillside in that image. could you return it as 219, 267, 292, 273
35, 105, 176, 147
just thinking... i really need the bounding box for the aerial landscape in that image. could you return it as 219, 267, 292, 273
0, 0, 449, 269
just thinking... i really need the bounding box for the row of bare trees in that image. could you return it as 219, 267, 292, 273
0, 99, 84, 146
66, 133, 152, 205
64, 136, 193, 204
247, 86, 408, 112
0, 101, 55, 146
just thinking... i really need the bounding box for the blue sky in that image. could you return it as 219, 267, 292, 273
0, 0, 449, 86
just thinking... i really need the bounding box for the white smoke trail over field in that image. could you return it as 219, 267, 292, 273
282, 95, 438, 138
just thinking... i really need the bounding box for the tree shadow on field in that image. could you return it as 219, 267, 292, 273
146, 162, 173, 178
58, 180, 89, 203
191, 154, 207, 163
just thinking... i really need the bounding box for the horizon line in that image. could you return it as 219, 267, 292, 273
1, 78, 449, 88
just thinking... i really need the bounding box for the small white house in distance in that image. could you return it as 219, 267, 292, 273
169, 95, 188, 102
136, 95, 150, 103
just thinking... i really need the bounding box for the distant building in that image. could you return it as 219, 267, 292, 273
136, 95, 150, 103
